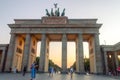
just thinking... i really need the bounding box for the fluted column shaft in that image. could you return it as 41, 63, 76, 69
62, 34, 67, 73
76, 34, 84, 73
5, 33, 16, 71
0, 48, 6, 72
114, 52, 119, 68
22, 34, 31, 71
94, 34, 103, 74
104, 51, 108, 74
39, 34, 47, 72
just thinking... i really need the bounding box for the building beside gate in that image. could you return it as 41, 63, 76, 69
101, 42, 120, 74
0, 44, 8, 72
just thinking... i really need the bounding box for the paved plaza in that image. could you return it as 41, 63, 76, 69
0, 73, 119, 80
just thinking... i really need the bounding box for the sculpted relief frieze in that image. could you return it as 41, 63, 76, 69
42, 17, 68, 24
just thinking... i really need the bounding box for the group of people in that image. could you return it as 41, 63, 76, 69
48, 66, 74, 78
48, 66, 54, 77
9, 62, 74, 80
9, 66, 18, 73
22, 62, 74, 80
30, 62, 37, 80
22, 62, 38, 80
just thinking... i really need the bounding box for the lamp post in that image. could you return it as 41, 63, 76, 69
118, 55, 120, 65
118, 55, 120, 59
109, 55, 111, 59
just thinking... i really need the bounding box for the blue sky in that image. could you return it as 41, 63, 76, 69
0, 0, 120, 67
0, 0, 120, 45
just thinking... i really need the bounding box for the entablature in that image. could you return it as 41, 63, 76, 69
8, 24, 102, 28
10, 27, 99, 34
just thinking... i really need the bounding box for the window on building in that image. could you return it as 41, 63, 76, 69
33, 40, 35, 46
19, 40, 22, 46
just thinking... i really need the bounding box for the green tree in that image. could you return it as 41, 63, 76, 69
84, 58, 90, 72
49, 59, 62, 72
70, 58, 90, 72
35, 57, 62, 71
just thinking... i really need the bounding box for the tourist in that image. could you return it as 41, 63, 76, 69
70, 68, 74, 79
23, 66, 27, 76
30, 62, 36, 80
16, 68, 18, 73
51, 67, 54, 77
48, 66, 51, 76
48, 66, 54, 77
9, 67, 12, 73
13, 66, 17, 73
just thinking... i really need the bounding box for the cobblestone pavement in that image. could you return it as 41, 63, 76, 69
0, 73, 119, 80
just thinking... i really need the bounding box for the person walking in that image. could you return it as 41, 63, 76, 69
48, 66, 54, 77
13, 66, 17, 73
23, 66, 27, 76
70, 68, 74, 79
48, 66, 51, 76
30, 62, 36, 80
51, 67, 54, 77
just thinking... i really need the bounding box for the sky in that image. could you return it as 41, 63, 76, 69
0, 0, 120, 68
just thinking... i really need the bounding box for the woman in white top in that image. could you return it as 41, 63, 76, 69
70, 68, 73, 79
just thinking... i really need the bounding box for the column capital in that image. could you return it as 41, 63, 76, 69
41, 33, 46, 35
10, 33, 16, 35
78, 33, 83, 35
94, 33, 100, 35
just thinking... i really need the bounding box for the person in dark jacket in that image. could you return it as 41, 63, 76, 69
23, 66, 27, 76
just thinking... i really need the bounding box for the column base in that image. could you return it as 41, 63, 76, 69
75, 72, 86, 74
61, 71, 68, 74
38, 71, 44, 73
89, 72, 104, 75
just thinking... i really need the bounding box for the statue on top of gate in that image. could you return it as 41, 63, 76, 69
45, 3, 65, 17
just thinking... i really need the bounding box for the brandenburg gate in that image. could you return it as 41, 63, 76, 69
4, 16, 103, 74
4, 6, 103, 74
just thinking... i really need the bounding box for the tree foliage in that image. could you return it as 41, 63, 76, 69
49, 59, 62, 71
35, 57, 62, 71
70, 58, 90, 72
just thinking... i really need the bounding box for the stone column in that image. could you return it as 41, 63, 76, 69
44, 37, 49, 72
39, 34, 47, 72
93, 34, 103, 74
0, 48, 5, 72
5, 33, 16, 71
76, 34, 84, 73
61, 34, 67, 73
104, 51, 108, 74
22, 34, 31, 71
114, 52, 119, 68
